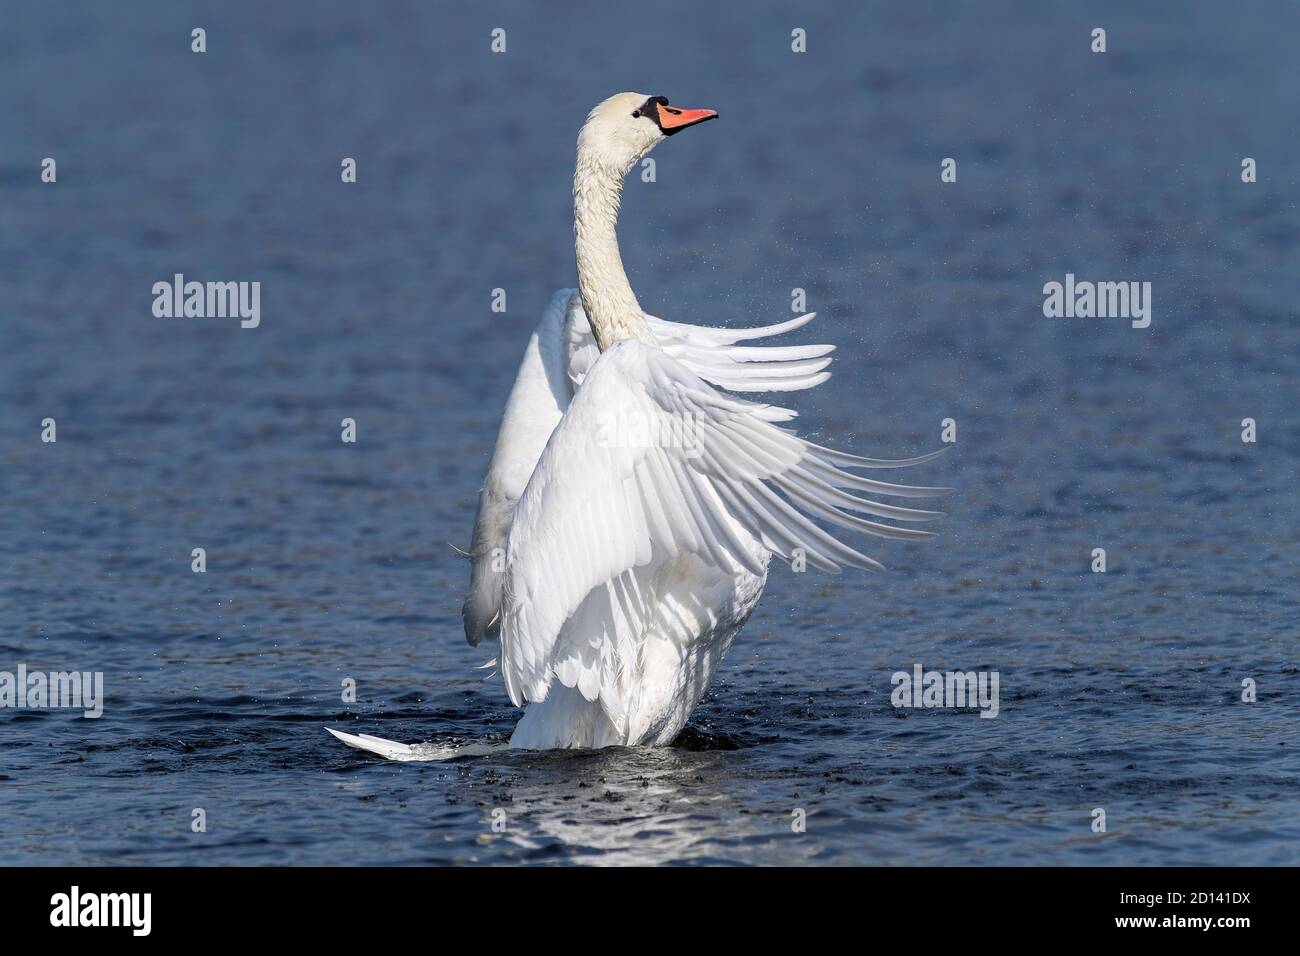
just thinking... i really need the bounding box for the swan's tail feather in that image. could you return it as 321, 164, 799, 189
326, 727, 420, 760
326, 727, 510, 762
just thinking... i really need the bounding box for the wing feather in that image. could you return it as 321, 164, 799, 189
466, 291, 845, 645
499, 340, 946, 708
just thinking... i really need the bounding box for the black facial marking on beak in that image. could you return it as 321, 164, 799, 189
634, 95, 668, 123
637, 95, 719, 136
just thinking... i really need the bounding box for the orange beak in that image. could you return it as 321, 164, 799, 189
654, 103, 718, 135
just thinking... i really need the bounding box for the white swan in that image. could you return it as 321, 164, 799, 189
329, 92, 948, 758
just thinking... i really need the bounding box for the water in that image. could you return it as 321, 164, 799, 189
1, 0, 1297, 865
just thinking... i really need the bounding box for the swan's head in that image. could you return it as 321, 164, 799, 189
578, 92, 718, 175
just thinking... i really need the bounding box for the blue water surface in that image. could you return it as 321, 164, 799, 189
0, 0, 1296, 865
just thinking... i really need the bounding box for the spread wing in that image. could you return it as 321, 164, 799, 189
498, 339, 948, 718
462, 290, 844, 645
565, 292, 835, 422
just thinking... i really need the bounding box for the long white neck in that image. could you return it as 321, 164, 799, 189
573, 151, 656, 352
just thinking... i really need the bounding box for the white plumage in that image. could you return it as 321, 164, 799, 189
491, 325, 945, 749
328, 92, 948, 758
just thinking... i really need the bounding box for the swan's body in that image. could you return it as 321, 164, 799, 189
464, 291, 832, 747
329, 92, 948, 759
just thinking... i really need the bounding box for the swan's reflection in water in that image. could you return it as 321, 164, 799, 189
467, 744, 811, 865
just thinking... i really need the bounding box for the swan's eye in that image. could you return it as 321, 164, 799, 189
631, 110, 641, 118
